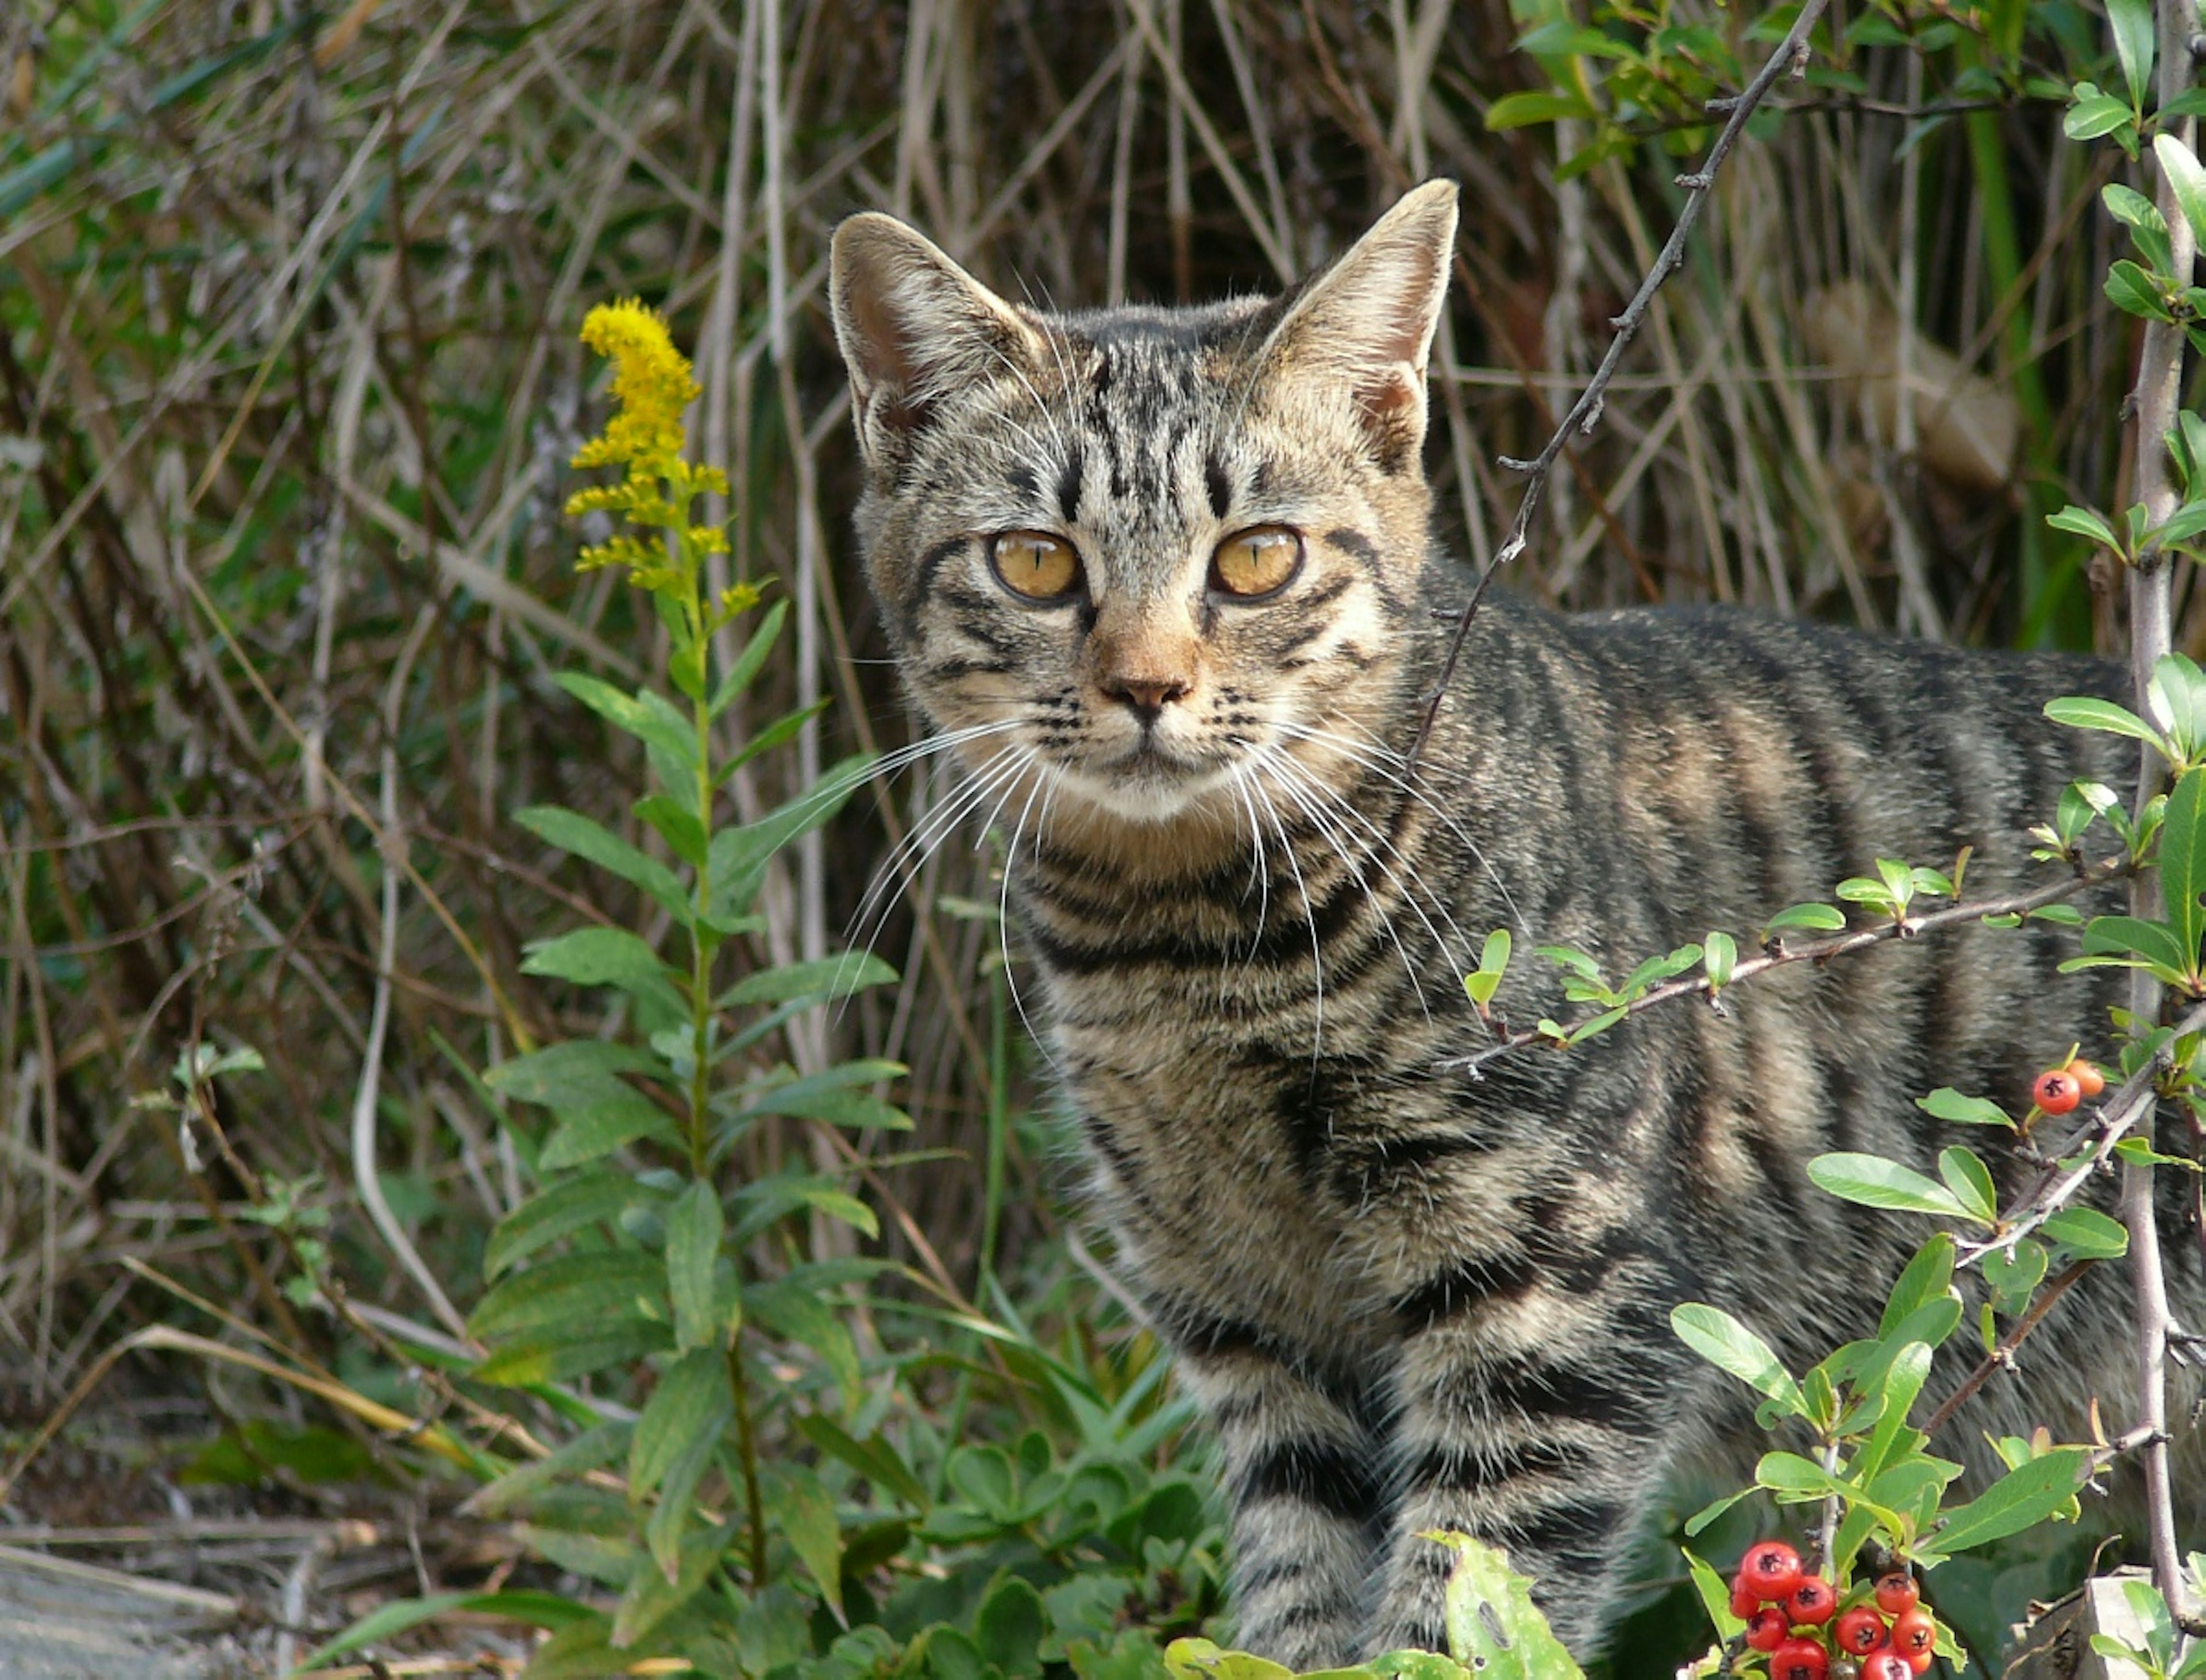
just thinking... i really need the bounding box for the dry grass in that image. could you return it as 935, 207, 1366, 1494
0, 0, 2145, 1531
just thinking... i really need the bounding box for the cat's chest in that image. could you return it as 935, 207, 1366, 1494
1048, 1002, 1422, 1351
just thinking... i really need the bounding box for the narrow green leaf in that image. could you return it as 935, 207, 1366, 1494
2065, 90, 2137, 141
1938, 1147, 1999, 1223
539, 1091, 681, 1169
709, 600, 789, 718
665, 1181, 725, 1351
628, 1347, 733, 1497
520, 928, 681, 1012
2158, 133, 2206, 248
1764, 901, 1847, 934
484, 1040, 662, 1109
795, 1414, 930, 1509
1670, 1303, 1807, 1417
2161, 768, 2206, 968
722, 954, 899, 1005
470, 1250, 666, 1342
514, 804, 685, 920
769, 1462, 846, 1619
554, 672, 695, 766
1704, 930, 1737, 989
1916, 1087, 2016, 1129
1485, 90, 1598, 130
2108, 259, 2173, 321
292, 1590, 589, 1670
2047, 504, 2124, 548
634, 793, 707, 869
2041, 1207, 2131, 1259
1854, 1342, 1934, 1484
485, 1170, 642, 1278
2081, 915, 2192, 974
1927, 1448, 2087, 1556
1880, 1236, 1956, 1335
2110, 0, 2156, 105
1807, 1153, 1974, 1220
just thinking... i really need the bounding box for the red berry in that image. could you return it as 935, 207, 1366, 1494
1904, 1652, 1934, 1676
1740, 1539, 1804, 1600
1835, 1606, 1891, 1655
1861, 1654, 1914, 1680
1772, 1637, 1830, 1680
1787, 1574, 1838, 1625
1747, 1606, 1792, 1651
1890, 1610, 1936, 1660
2033, 1068, 2080, 1115
2067, 1058, 2105, 1096
1874, 1573, 1919, 1616
1732, 1576, 1763, 1619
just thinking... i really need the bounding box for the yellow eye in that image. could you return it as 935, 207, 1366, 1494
1210, 526, 1303, 599
989, 530, 1082, 600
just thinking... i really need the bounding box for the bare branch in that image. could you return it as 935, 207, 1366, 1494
1405, 0, 1831, 774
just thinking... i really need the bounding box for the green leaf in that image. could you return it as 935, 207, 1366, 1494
521, 927, 682, 1012
709, 600, 788, 718
722, 953, 900, 1005
795, 1413, 930, 1509
1485, 90, 1598, 130
2158, 133, 2206, 251
1854, 1342, 1934, 1482
485, 1170, 642, 1278
1764, 901, 1847, 934
2042, 1206, 2131, 1259
484, 1040, 662, 1110
1917, 1087, 2016, 1129
1166, 1641, 1297, 1680
1926, 1448, 2087, 1558
2081, 915, 2193, 975
1938, 1147, 1999, 1223
2046, 504, 2125, 549
2046, 695, 2163, 746
472, 1319, 672, 1385
1703, 930, 1737, 989
1807, 1153, 1974, 1220
1683, 1547, 1747, 1632
1984, 1239, 2050, 1305
768, 1462, 846, 1620
665, 1181, 726, 1351
628, 1347, 733, 1498
514, 804, 687, 921
1430, 1530, 1582, 1680
1465, 928, 1512, 1008
611, 1520, 730, 1649
634, 792, 707, 869
540, 1090, 682, 1169
976, 1575, 1048, 1677
1669, 1303, 1807, 1417
741, 1060, 911, 1130
2163, 768, 2206, 968
2066, 90, 2137, 141
292, 1590, 589, 1670
2110, 0, 2156, 106
2109, 259, 2174, 321
470, 1250, 666, 1342
2104, 184, 2176, 272
556, 672, 695, 766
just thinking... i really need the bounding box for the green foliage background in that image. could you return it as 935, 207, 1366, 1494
0, 0, 2185, 1672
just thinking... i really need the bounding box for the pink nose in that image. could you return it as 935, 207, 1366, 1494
1104, 675, 1190, 723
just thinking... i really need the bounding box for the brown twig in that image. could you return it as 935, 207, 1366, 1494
1405, 0, 1831, 775
1920, 1259, 2095, 1437
1437, 853, 2131, 1076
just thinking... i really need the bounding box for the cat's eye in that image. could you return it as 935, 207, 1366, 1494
1210, 526, 1303, 599
989, 530, 1083, 601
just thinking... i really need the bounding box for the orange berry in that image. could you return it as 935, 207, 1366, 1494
2066, 1058, 2105, 1096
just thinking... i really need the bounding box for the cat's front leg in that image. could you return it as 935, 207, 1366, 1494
1172, 1332, 1390, 1671
1364, 1267, 1690, 1659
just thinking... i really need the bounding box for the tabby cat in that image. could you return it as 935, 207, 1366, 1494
827, 182, 2201, 1666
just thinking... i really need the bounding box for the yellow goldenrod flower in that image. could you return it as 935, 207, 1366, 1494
570, 299, 699, 481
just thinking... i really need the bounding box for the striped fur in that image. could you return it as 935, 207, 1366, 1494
830, 183, 2203, 1665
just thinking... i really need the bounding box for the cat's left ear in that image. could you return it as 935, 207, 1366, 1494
1260, 180, 1458, 471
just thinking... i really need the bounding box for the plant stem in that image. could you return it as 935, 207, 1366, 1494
727, 1334, 769, 1589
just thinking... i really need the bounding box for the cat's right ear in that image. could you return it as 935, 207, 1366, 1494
830, 214, 1046, 477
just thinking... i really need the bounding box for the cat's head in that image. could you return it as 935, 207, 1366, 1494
829, 183, 1458, 852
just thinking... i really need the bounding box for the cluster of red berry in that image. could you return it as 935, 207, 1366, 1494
1729, 1542, 1938, 1679
2030, 1057, 2103, 1116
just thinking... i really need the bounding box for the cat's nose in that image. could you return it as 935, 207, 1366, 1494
1104, 675, 1191, 727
